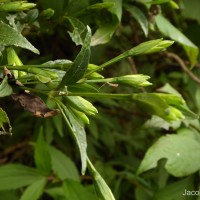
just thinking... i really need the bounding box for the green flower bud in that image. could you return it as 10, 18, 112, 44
86, 64, 104, 79
39, 8, 54, 19
70, 107, 90, 124
145, 40, 174, 54
65, 96, 98, 116
114, 74, 152, 88
165, 106, 185, 121
0, 1, 36, 12
169, 1, 179, 9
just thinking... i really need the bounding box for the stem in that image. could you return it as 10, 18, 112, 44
85, 51, 130, 76
165, 52, 200, 85
21, 86, 51, 96
56, 102, 73, 132
67, 92, 134, 99
86, 78, 113, 83
0, 63, 72, 70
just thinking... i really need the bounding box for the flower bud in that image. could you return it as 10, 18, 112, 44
165, 106, 185, 121
0, 1, 36, 12
39, 8, 54, 19
114, 74, 152, 88
70, 107, 90, 124
65, 96, 98, 116
145, 40, 174, 54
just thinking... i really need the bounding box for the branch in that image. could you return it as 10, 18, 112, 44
166, 52, 200, 85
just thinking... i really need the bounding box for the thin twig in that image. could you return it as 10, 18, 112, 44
127, 57, 138, 74
165, 52, 200, 85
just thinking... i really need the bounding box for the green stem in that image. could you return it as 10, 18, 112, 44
86, 78, 113, 83
67, 92, 134, 99
56, 101, 73, 133
85, 51, 130, 76
0, 63, 72, 70
21, 86, 135, 100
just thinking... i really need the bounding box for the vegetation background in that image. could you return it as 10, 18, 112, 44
0, 0, 200, 200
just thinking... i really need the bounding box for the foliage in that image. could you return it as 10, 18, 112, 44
0, 0, 200, 199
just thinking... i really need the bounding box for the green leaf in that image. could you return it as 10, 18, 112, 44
0, 164, 45, 190
0, 77, 13, 97
86, 2, 114, 10
45, 187, 66, 200
34, 129, 51, 175
0, 190, 19, 200
0, 108, 12, 135
174, 105, 199, 120
125, 6, 148, 37
132, 93, 169, 118
52, 114, 64, 137
143, 0, 171, 4
62, 179, 98, 200
144, 115, 181, 130
59, 26, 91, 87
0, 21, 39, 54
57, 102, 87, 175
91, 0, 121, 46
182, 0, 200, 23
157, 83, 183, 97
153, 176, 195, 200
91, 22, 118, 46
107, 0, 122, 22
155, 14, 199, 66
67, 17, 86, 46
87, 158, 115, 200
137, 133, 200, 177
20, 178, 47, 200
49, 146, 79, 181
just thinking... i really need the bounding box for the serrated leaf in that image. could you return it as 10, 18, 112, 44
0, 108, 12, 135
137, 133, 200, 177
59, 26, 91, 87
0, 164, 45, 190
49, 146, 79, 181
155, 14, 199, 66
20, 178, 47, 200
126, 6, 148, 37
62, 179, 98, 200
0, 21, 39, 54
34, 130, 51, 174
0, 76, 13, 97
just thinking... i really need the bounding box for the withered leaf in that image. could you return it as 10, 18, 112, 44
11, 92, 59, 118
